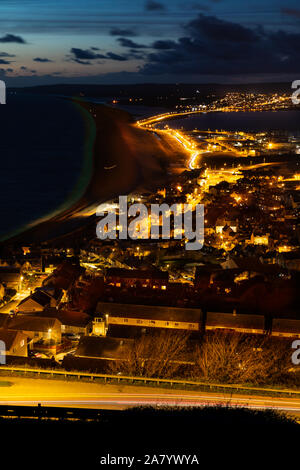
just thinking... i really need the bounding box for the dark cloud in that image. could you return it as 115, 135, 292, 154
33, 57, 53, 63
117, 38, 148, 49
187, 14, 258, 42
69, 48, 128, 65
140, 13, 300, 76
145, 1, 165, 11
106, 52, 128, 61
0, 52, 15, 65
72, 59, 92, 65
151, 40, 177, 49
0, 34, 26, 44
128, 50, 146, 60
281, 8, 300, 18
0, 52, 15, 58
110, 28, 137, 37
70, 48, 106, 60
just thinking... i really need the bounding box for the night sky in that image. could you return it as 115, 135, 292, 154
0, 0, 300, 86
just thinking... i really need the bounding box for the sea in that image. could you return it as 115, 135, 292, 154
0, 92, 94, 241
157, 110, 300, 134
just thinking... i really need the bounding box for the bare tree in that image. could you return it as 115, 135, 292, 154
108, 330, 189, 379
192, 332, 291, 385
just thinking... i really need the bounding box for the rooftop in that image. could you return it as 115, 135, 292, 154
0, 328, 26, 350
75, 336, 133, 359
97, 302, 202, 323
206, 312, 265, 330
7, 315, 61, 332
105, 268, 168, 280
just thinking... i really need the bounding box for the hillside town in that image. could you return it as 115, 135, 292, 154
0, 128, 299, 381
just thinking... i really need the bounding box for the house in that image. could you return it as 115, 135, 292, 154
250, 233, 269, 246
206, 312, 265, 335
194, 265, 222, 290
42, 259, 84, 290
6, 315, 62, 344
17, 290, 56, 313
0, 283, 4, 300
36, 307, 92, 336
75, 336, 133, 360
105, 268, 169, 290
34, 287, 63, 305
221, 256, 263, 271
278, 251, 300, 271
215, 218, 238, 234
0, 329, 28, 357
221, 257, 286, 280
0, 267, 22, 291
271, 318, 300, 338
222, 225, 237, 239
95, 301, 202, 335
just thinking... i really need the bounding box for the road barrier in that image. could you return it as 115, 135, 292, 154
0, 365, 300, 397
0, 404, 118, 420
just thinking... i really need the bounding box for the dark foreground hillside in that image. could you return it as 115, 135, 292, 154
0, 405, 299, 467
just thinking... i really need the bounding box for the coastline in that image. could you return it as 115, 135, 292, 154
2, 99, 185, 246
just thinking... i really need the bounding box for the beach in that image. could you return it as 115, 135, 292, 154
2, 100, 185, 246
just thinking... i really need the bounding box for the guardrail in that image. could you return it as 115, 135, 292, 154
0, 404, 117, 420
1, 365, 300, 396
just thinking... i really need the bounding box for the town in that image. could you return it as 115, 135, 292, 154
0, 94, 299, 387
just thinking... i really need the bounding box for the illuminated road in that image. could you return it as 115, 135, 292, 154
137, 110, 253, 169
136, 95, 291, 169
136, 95, 290, 128
0, 290, 30, 314
1, 376, 300, 417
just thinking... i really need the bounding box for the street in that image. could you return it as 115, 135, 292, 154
0, 290, 31, 314
0, 376, 300, 418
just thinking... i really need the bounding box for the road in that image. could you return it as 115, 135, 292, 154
1, 376, 300, 417
0, 290, 30, 314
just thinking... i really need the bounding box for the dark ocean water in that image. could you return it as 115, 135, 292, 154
0, 93, 91, 240
159, 110, 300, 133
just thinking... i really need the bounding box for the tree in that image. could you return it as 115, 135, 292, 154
108, 330, 189, 379
192, 332, 291, 385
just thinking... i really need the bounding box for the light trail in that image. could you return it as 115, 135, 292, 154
1, 392, 300, 414
1, 376, 300, 416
